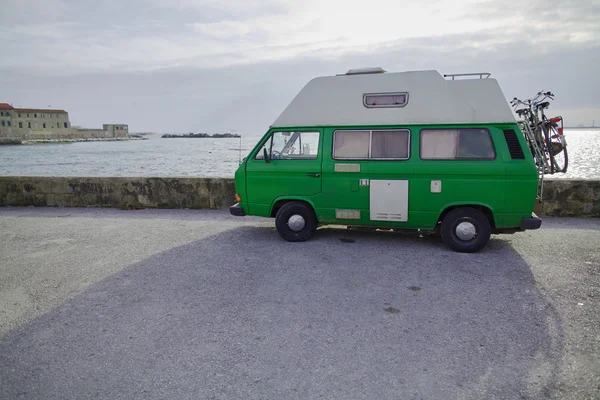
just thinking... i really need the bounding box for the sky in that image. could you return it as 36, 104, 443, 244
1, 0, 599, 134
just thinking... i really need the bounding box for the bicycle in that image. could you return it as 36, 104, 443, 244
537, 98, 568, 174
510, 91, 568, 174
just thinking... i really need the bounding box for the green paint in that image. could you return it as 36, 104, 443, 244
233, 123, 538, 231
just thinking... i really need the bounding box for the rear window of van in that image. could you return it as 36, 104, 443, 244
420, 128, 495, 160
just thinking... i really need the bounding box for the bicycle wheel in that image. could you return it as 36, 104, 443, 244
547, 123, 568, 173
538, 123, 554, 174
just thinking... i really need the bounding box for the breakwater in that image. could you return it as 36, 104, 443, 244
0, 137, 146, 145
0, 138, 23, 145
0, 176, 598, 217
0, 177, 235, 210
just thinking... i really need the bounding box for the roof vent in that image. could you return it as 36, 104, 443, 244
345, 67, 386, 75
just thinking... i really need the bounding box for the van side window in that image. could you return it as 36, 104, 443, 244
372, 130, 409, 158
255, 131, 320, 160
420, 128, 495, 160
333, 129, 410, 160
332, 130, 370, 158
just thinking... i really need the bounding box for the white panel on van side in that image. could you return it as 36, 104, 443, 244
431, 180, 442, 193
336, 209, 361, 219
334, 163, 361, 172
370, 180, 408, 222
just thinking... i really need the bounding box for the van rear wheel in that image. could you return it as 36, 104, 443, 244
440, 207, 491, 253
275, 201, 317, 242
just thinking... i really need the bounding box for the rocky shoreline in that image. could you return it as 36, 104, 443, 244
0, 137, 148, 145
0, 138, 23, 145
161, 132, 240, 138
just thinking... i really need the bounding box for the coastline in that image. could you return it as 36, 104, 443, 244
0, 137, 148, 146
161, 133, 241, 139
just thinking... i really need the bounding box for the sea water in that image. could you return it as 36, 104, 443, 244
0, 130, 598, 179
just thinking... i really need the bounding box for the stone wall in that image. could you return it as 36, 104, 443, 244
534, 179, 600, 217
0, 176, 598, 217
0, 177, 236, 210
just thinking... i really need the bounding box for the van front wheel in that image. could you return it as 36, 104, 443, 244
440, 207, 491, 253
275, 201, 317, 242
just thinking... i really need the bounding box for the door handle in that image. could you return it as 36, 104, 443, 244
306, 173, 321, 177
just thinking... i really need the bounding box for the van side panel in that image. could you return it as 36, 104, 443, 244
501, 124, 539, 227
317, 123, 523, 230
411, 125, 506, 229
317, 127, 371, 224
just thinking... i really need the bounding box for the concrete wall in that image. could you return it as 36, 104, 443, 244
534, 179, 600, 217
72, 129, 114, 139
0, 176, 598, 217
0, 177, 236, 210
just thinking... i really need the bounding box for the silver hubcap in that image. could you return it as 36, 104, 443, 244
455, 221, 477, 241
288, 214, 306, 232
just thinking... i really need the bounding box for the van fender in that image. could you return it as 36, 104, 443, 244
436, 202, 496, 229
269, 196, 319, 220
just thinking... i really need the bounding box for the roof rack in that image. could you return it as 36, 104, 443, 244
443, 72, 491, 80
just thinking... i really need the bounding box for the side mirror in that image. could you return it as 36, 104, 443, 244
263, 147, 270, 163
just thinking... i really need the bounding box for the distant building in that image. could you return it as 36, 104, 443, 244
103, 124, 129, 137
1, 103, 71, 137
0, 103, 16, 137
0, 102, 128, 139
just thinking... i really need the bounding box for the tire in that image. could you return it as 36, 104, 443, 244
541, 122, 554, 173
440, 207, 491, 253
547, 123, 568, 173
275, 201, 317, 242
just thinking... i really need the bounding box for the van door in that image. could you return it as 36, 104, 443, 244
320, 127, 414, 225
245, 129, 322, 216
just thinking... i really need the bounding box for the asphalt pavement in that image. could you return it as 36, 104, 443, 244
0, 208, 598, 400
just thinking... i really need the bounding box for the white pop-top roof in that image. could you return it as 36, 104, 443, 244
271, 69, 516, 128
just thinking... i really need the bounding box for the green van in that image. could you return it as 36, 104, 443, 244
229, 68, 541, 252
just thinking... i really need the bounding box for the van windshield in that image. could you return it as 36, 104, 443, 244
255, 131, 320, 160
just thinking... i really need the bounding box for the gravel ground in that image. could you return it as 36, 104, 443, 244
0, 208, 598, 400
0, 207, 268, 337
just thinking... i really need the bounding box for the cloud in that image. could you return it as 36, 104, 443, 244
4, 0, 597, 72
0, 0, 598, 130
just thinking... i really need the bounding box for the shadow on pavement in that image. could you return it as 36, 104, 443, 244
0, 225, 565, 400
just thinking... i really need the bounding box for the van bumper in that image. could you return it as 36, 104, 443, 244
520, 213, 542, 230
229, 203, 246, 217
